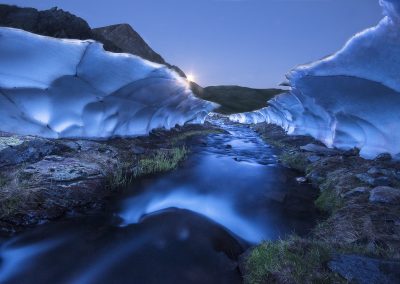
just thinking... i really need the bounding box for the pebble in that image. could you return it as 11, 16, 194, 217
296, 177, 307, 183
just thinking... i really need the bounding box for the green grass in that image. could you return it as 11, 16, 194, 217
315, 188, 344, 214
197, 85, 284, 114
245, 237, 344, 284
134, 147, 188, 176
106, 147, 188, 190
106, 162, 133, 190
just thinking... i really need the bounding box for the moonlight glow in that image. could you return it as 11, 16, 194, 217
187, 74, 195, 82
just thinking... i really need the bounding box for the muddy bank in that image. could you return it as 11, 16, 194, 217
244, 123, 400, 284
0, 124, 221, 236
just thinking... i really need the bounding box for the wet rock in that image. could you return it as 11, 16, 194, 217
341, 187, 369, 198
300, 143, 339, 156
375, 153, 392, 162
328, 254, 400, 284
369, 186, 400, 204
226, 144, 232, 149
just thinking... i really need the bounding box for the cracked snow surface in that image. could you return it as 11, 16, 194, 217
0, 28, 215, 138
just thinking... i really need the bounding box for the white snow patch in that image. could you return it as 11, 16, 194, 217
0, 28, 215, 138
230, 0, 400, 159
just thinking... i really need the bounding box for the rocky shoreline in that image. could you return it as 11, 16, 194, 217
1, 118, 399, 282
243, 123, 400, 283
0, 124, 221, 236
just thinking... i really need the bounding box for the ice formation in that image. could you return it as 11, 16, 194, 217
0, 28, 215, 138
231, 0, 400, 159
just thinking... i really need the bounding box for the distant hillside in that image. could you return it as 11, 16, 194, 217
196, 85, 285, 114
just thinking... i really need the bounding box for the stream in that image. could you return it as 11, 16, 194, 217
0, 117, 318, 284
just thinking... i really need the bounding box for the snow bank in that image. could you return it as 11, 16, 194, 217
0, 28, 215, 138
231, 0, 400, 159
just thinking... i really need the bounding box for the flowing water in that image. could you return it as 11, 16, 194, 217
0, 117, 318, 284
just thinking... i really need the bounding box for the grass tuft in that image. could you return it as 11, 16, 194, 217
134, 147, 188, 176
315, 188, 344, 214
245, 237, 344, 284
106, 147, 188, 190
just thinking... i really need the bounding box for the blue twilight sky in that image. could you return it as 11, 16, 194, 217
2, 0, 383, 88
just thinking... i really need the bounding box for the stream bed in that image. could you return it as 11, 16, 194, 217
0, 118, 318, 284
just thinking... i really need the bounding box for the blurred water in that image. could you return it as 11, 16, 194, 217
0, 117, 317, 284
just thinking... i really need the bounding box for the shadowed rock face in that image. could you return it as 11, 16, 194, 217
0, 5, 92, 39
92, 24, 188, 78
0, 4, 122, 53
92, 24, 166, 65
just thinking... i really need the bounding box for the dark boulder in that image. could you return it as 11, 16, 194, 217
375, 152, 393, 162
328, 254, 400, 284
0, 138, 64, 167
369, 186, 400, 204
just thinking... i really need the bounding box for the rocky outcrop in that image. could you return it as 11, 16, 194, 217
0, 4, 121, 53
0, 5, 91, 39
92, 24, 190, 79
92, 24, 165, 64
